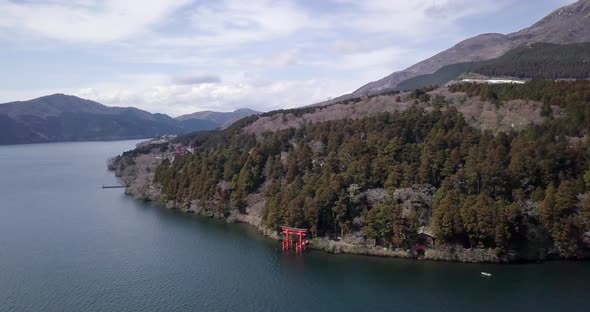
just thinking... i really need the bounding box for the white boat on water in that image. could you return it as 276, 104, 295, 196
481, 272, 492, 277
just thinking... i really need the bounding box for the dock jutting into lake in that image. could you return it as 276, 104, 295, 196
101, 185, 126, 189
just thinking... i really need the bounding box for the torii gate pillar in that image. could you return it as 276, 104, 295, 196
281, 226, 307, 253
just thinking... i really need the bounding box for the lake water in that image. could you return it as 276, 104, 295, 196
0, 141, 588, 312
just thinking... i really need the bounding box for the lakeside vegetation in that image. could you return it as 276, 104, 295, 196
149, 81, 590, 259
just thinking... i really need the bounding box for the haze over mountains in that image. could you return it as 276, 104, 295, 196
354, 0, 590, 94
2, 0, 589, 146
0, 94, 257, 145
176, 108, 259, 129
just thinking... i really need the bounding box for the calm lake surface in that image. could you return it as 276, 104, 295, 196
0, 141, 589, 312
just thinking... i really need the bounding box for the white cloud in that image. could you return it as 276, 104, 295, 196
331, 39, 390, 55
0, 0, 535, 116
337, 46, 407, 69
0, 0, 188, 42
154, 0, 310, 48
244, 49, 302, 67
65, 74, 363, 116
316, 0, 509, 84
329, 0, 505, 36
171, 73, 221, 85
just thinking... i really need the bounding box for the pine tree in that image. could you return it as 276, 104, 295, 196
540, 185, 558, 238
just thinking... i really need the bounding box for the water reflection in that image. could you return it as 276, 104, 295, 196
280, 251, 306, 272
1, 141, 589, 312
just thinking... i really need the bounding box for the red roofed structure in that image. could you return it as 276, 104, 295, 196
281, 226, 307, 253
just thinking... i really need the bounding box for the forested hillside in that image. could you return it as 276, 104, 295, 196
0, 94, 258, 145
395, 43, 590, 91
127, 81, 590, 261
472, 43, 590, 79
355, 0, 590, 94
449, 80, 590, 133
396, 62, 477, 91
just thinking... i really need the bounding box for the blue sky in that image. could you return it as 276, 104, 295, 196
0, 0, 575, 116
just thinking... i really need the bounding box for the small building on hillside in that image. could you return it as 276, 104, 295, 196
416, 226, 436, 257
460, 78, 525, 85
174, 146, 191, 157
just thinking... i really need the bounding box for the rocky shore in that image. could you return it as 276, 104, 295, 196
108, 149, 515, 263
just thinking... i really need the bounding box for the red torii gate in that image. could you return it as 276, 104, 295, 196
281, 226, 307, 253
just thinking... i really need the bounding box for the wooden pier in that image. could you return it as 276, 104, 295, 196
101, 185, 126, 189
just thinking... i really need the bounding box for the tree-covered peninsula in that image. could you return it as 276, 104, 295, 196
112, 81, 590, 262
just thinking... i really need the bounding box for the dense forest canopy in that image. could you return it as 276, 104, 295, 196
395, 43, 590, 91
396, 62, 478, 91
151, 81, 590, 259
449, 80, 590, 136
473, 43, 590, 79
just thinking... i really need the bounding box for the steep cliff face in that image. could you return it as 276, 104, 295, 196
354, 0, 590, 94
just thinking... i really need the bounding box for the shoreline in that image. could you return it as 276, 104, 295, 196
119, 193, 556, 264
109, 152, 585, 264
115, 180, 510, 263
116, 191, 575, 267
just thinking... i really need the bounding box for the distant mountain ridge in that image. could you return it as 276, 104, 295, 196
176, 108, 259, 129
0, 94, 258, 145
354, 0, 590, 94
396, 42, 590, 91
